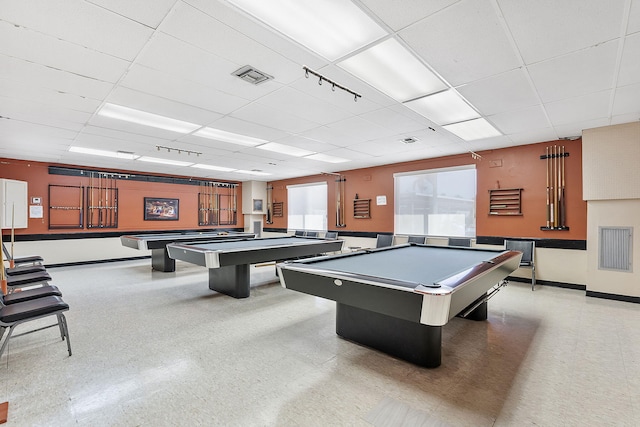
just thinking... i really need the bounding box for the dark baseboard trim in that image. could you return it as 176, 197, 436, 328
507, 276, 586, 291
586, 290, 640, 304
46, 255, 151, 269
477, 236, 586, 250
4, 228, 246, 242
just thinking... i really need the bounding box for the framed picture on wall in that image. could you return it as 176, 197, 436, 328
144, 197, 179, 221
253, 199, 263, 212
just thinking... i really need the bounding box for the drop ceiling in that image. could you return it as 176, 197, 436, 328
1, 0, 638, 181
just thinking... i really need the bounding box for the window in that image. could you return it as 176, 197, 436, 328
287, 182, 327, 231
394, 165, 476, 237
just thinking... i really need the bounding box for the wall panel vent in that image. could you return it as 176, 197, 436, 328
598, 227, 633, 272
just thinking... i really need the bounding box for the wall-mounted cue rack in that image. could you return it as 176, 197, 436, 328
488, 188, 523, 215
198, 181, 238, 226
48, 184, 84, 229
540, 145, 569, 230
353, 198, 371, 219
87, 172, 118, 229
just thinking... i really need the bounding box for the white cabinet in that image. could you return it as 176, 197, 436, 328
0, 179, 28, 229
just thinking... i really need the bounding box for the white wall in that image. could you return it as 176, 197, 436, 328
583, 122, 640, 297
586, 200, 640, 297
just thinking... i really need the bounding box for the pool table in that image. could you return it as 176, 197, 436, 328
167, 236, 344, 298
120, 231, 255, 272
277, 244, 522, 368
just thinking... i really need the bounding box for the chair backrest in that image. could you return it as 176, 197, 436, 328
375, 234, 394, 248
407, 235, 426, 244
294, 230, 305, 237
448, 237, 472, 247
305, 231, 318, 237
2, 242, 10, 260
325, 231, 338, 240
505, 239, 535, 265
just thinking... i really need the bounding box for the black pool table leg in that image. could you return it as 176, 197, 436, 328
336, 303, 442, 368
151, 248, 176, 272
208, 264, 251, 298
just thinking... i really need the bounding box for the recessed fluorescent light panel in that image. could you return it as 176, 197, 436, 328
191, 164, 237, 172
97, 103, 201, 134
137, 156, 194, 167
257, 142, 315, 157
227, 0, 386, 61
305, 153, 350, 163
193, 127, 267, 147
69, 146, 138, 160
338, 38, 447, 102
404, 90, 480, 125
443, 118, 501, 141
235, 170, 271, 176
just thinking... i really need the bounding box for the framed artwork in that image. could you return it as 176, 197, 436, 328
144, 197, 179, 220
253, 199, 263, 212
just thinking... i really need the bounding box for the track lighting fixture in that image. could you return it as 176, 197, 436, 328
302, 65, 361, 102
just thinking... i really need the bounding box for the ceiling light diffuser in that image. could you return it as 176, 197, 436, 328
191, 164, 237, 172
305, 153, 350, 163
228, 0, 386, 61
193, 127, 267, 147
443, 118, 502, 141
338, 38, 446, 102
257, 142, 315, 157
235, 170, 271, 176
69, 146, 138, 160
404, 90, 480, 125
97, 103, 201, 134
137, 156, 194, 167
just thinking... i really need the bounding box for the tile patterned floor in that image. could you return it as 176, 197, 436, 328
0, 259, 638, 426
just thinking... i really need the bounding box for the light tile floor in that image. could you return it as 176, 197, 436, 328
0, 259, 639, 426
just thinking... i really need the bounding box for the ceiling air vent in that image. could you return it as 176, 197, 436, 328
232, 65, 273, 85
401, 137, 419, 144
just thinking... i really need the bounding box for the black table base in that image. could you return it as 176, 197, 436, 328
208, 264, 251, 298
152, 248, 175, 272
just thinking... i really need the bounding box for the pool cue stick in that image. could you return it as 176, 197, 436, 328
545, 147, 550, 228
335, 177, 341, 227
556, 145, 561, 228
9, 203, 15, 268
105, 175, 110, 227
554, 145, 560, 228
560, 146, 566, 228
79, 181, 83, 228
1, 227, 7, 295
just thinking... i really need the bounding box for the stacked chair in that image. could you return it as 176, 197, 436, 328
0, 243, 72, 359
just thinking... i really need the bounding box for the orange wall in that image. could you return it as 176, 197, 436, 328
269, 139, 586, 240
0, 158, 244, 235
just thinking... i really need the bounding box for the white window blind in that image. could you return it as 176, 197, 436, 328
287, 182, 327, 231
394, 165, 476, 237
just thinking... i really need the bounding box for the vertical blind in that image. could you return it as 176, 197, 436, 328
287, 182, 327, 231
394, 165, 476, 237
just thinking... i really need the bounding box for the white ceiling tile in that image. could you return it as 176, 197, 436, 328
612, 83, 640, 116
545, 91, 612, 126
359, 107, 427, 134
297, 126, 355, 148
1, 0, 153, 61
86, 115, 186, 141
528, 40, 619, 103
617, 32, 640, 87
257, 87, 352, 125
326, 116, 398, 142
0, 78, 101, 113
611, 112, 640, 124
0, 21, 129, 83
81, 125, 173, 146
400, 0, 521, 86
457, 68, 539, 115
271, 135, 339, 153
0, 97, 90, 131
497, 0, 626, 64
230, 103, 319, 134
0, 55, 114, 101
360, 0, 459, 31
488, 105, 550, 135
504, 128, 558, 145
629, 0, 640, 34
120, 65, 248, 116
160, 2, 302, 84
554, 118, 611, 138
85, 0, 177, 29
203, 117, 288, 142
